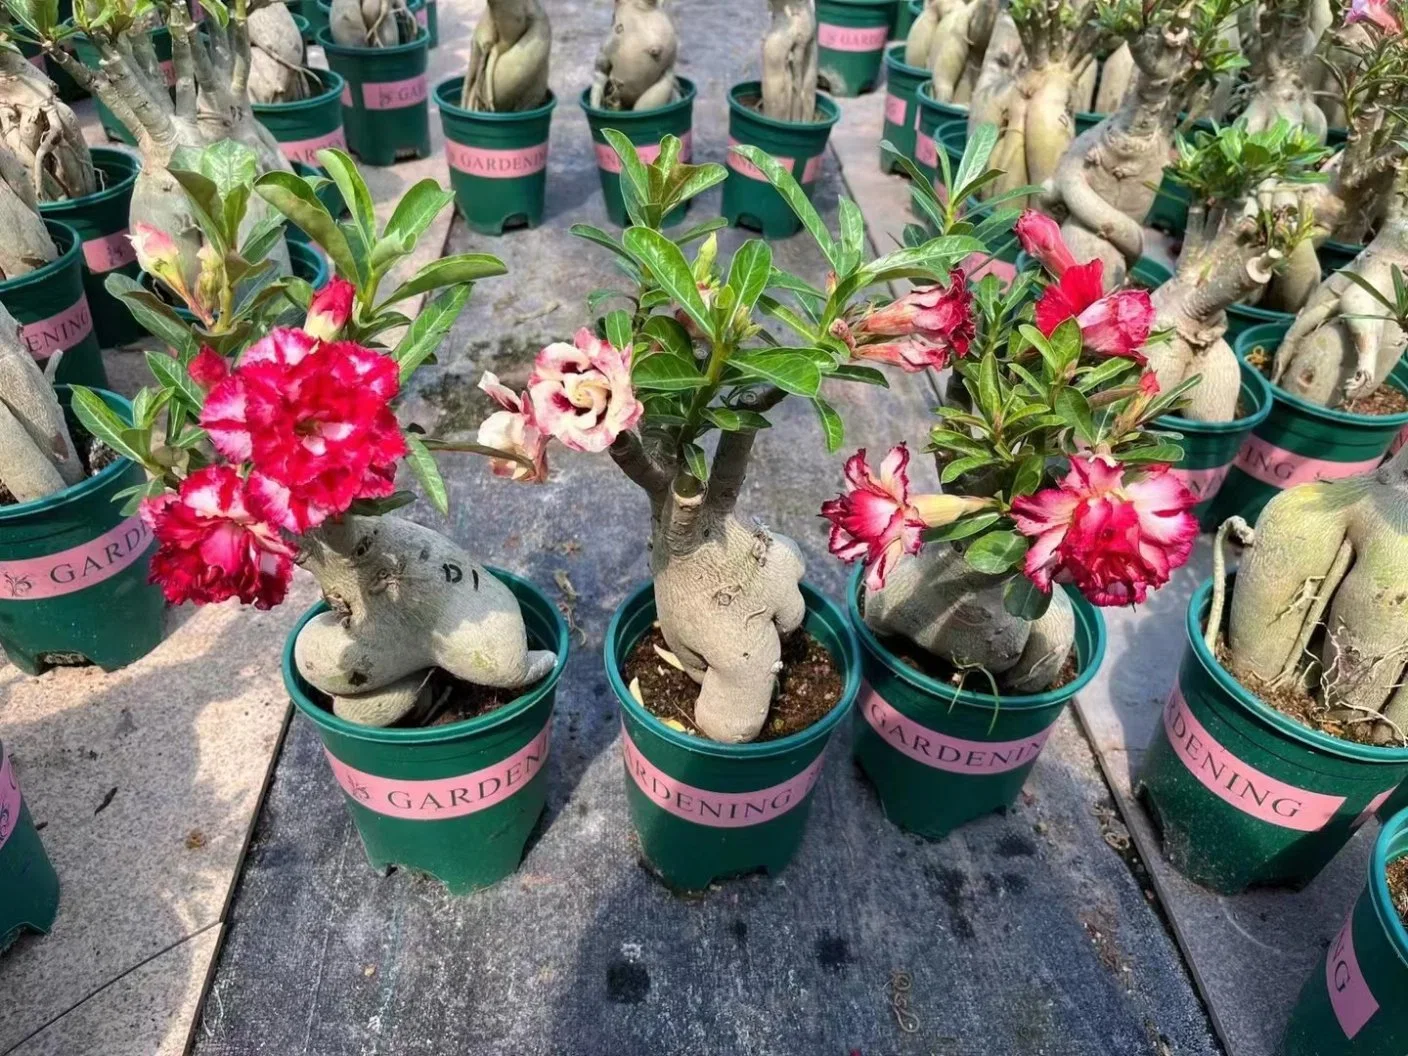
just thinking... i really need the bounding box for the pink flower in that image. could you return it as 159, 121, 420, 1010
477, 372, 548, 483
188, 347, 229, 390
142, 466, 295, 609
1034, 260, 1154, 363
304, 278, 355, 342
1347, 0, 1401, 32
1011, 455, 1197, 606
201, 327, 405, 533
849, 272, 975, 372
130, 222, 192, 300
528, 328, 643, 453
1016, 211, 1077, 277
822, 444, 992, 591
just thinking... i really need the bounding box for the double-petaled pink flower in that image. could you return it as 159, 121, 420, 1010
1347, 0, 1402, 32
845, 271, 975, 372
142, 466, 295, 609
528, 328, 643, 453
477, 373, 549, 483
822, 444, 992, 591
1011, 455, 1197, 607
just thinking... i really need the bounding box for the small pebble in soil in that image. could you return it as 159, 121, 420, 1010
1388, 857, 1408, 928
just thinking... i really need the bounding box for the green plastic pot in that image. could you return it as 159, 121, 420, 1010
913, 81, 967, 186
296, 0, 328, 42
1391, 356, 1408, 462
0, 388, 163, 675
252, 68, 347, 168
318, 26, 431, 166
1281, 806, 1408, 1054
722, 81, 840, 238
580, 77, 696, 229
1226, 300, 1292, 346
848, 568, 1107, 839
1139, 575, 1408, 894
816, 0, 894, 97
1321, 238, 1366, 277
894, 0, 922, 39
604, 580, 860, 891
1147, 171, 1191, 235
1075, 110, 1107, 136
37, 148, 143, 350
284, 569, 569, 894
880, 44, 927, 173
72, 28, 172, 145
435, 78, 555, 235
0, 744, 60, 952
1158, 358, 1274, 530
0, 221, 104, 388
1204, 322, 1408, 527
407, 0, 436, 47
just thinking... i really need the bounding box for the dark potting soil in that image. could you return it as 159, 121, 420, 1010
1346, 384, 1408, 417
622, 625, 844, 741
1387, 857, 1408, 928
0, 425, 117, 506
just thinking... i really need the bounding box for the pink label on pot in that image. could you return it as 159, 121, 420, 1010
340, 82, 353, 107
82, 229, 137, 273
1327, 910, 1379, 1039
415, 5, 427, 27
915, 132, 937, 168
818, 22, 889, 51
361, 74, 426, 111
594, 131, 693, 175
884, 92, 907, 126
1389, 425, 1407, 458
322, 721, 549, 820
27, 53, 43, 69
726, 138, 823, 184
0, 753, 22, 855
277, 128, 349, 167
1233, 434, 1382, 489
0, 515, 150, 601
1163, 683, 1346, 831
620, 722, 826, 828
446, 140, 549, 179
1171, 463, 1232, 502
21, 297, 93, 361
861, 684, 1056, 773
1352, 787, 1397, 830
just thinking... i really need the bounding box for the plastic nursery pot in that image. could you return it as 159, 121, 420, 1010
72, 28, 173, 145
298, 0, 329, 42
848, 568, 1106, 839
880, 44, 927, 173
1127, 255, 1173, 289
604, 581, 860, 891
252, 68, 348, 168
894, 0, 922, 39
284, 570, 569, 895
0, 221, 103, 388
1146, 171, 1191, 236
1074, 110, 1107, 136
0, 388, 163, 675
436, 78, 555, 236
318, 26, 431, 167
407, 0, 437, 47
722, 81, 840, 238
1158, 358, 1274, 530
0, 744, 61, 952
1204, 322, 1408, 527
1137, 575, 1408, 894
1225, 300, 1292, 347
37, 148, 144, 350
580, 77, 697, 229
1321, 238, 1366, 278
913, 80, 967, 186
1390, 356, 1408, 462
1281, 807, 1408, 1054
816, 0, 893, 97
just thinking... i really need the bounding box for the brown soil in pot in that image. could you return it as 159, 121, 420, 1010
1243, 343, 1408, 417
622, 624, 844, 741
1386, 857, 1408, 928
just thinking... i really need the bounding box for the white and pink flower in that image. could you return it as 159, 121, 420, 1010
528, 328, 643, 453
477, 372, 549, 483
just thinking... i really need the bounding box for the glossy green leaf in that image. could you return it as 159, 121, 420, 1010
144, 351, 204, 414
963, 529, 1029, 574
621, 227, 712, 339
69, 386, 145, 465
730, 144, 837, 269
726, 238, 772, 316
604, 308, 634, 351
404, 434, 448, 516
811, 397, 843, 452
382, 254, 505, 305
381, 179, 455, 256
317, 147, 376, 251
256, 170, 362, 284
393, 285, 472, 381
683, 442, 709, 482
633, 354, 707, 390
1003, 575, 1052, 620
729, 349, 822, 396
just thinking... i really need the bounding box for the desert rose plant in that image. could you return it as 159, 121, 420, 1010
329, 0, 415, 46
761, 0, 818, 121
477, 132, 984, 743
70, 144, 552, 728
907, 0, 997, 104
247, 1, 313, 103
0, 32, 97, 205
589, 0, 678, 112
460, 0, 551, 112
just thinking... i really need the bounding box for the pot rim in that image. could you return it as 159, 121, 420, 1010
433, 77, 557, 123
282, 565, 571, 745
316, 24, 429, 58
579, 76, 698, 123
0, 387, 134, 522
914, 80, 969, 117
846, 564, 1107, 711
250, 67, 345, 116
725, 80, 841, 132
817, 0, 897, 6
1156, 359, 1275, 436
604, 579, 861, 759
37, 147, 140, 215
1185, 573, 1408, 763
0, 219, 82, 296
1369, 806, 1408, 968
883, 42, 928, 77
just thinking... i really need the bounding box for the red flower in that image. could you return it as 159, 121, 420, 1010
1011, 455, 1197, 606
304, 277, 355, 342
849, 272, 974, 371
1034, 260, 1154, 363
142, 466, 295, 609
1348, 0, 1401, 32
1016, 211, 1077, 277
201, 327, 405, 533
188, 347, 229, 390
477, 372, 549, 483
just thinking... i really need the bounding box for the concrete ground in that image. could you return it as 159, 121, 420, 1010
0, 2, 1376, 1055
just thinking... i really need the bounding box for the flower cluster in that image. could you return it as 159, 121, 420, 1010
833, 271, 975, 372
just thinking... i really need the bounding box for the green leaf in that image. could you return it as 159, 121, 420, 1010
641, 315, 696, 360
255, 170, 362, 284
704, 406, 743, 431
604, 309, 634, 351
348, 490, 417, 516
729, 349, 822, 396
1010, 455, 1046, 498
198, 139, 259, 200
683, 442, 709, 482
404, 434, 449, 516
317, 147, 376, 252
144, 351, 204, 414
393, 285, 472, 381
672, 217, 729, 246
380, 179, 455, 256
830, 364, 889, 386
963, 530, 1029, 574
621, 227, 712, 340
239, 214, 288, 263
1003, 575, 1052, 621
1119, 440, 1187, 463
729, 144, 837, 270
975, 350, 1003, 416
811, 397, 843, 452
602, 129, 653, 222
167, 167, 227, 251
923, 511, 1001, 543
726, 238, 772, 316
104, 274, 197, 355
382, 254, 506, 304
633, 354, 707, 390
1047, 318, 1083, 376
69, 386, 145, 465
1054, 387, 1097, 446
113, 477, 170, 517
955, 121, 998, 197
836, 197, 865, 274
941, 454, 996, 484
570, 223, 636, 266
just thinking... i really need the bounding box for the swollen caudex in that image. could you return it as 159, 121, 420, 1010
247, 2, 314, 104
0, 49, 95, 202
461, 0, 551, 113
761, 0, 818, 121
329, 0, 416, 47
0, 301, 82, 504
589, 0, 679, 112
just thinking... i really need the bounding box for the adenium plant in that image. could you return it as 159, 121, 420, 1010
72, 146, 554, 729
588, 0, 678, 112
461, 0, 551, 113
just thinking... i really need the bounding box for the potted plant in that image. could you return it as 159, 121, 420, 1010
249, 5, 348, 171
435, 0, 555, 235
721, 2, 839, 237
79, 143, 568, 894
323, 0, 430, 165
0, 742, 60, 952
580, 0, 693, 228
820, 136, 1197, 838
1140, 440, 1408, 893
880, 42, 929, 172
815, 0, 893, 97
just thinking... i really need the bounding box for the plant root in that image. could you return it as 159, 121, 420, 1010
461, 0, 552, 113
329, 0, 415, 47
247, 3, 312, 104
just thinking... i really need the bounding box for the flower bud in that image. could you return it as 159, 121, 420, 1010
1015, 211, 1077, 278
304, 278, 356, 342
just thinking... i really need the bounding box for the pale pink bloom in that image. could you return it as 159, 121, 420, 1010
477, 373, 549, 483
527, 328, 643, 453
